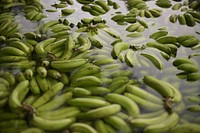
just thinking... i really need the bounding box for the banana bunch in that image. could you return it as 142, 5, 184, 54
170, 123, 200, 133
111, 13, 137, 24
169, 11, 199, 26
81, 0, 110, 16
126, 0, 148, 10
177, 34, 200, 48
0, 13, 21, 38
0, 71, 15, 108
76, 16, 108, 36
173, 57, 200, 81
126, 19, 148, 34
24, 2, 46, 21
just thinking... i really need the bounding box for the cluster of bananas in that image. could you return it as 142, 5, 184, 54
126, 0, 163, 19
81, 0, 110, 16
173, 57, 200, 81
169, 11, 200, 27
24, 2, 46, 21
0, 13, 20, 38
76, 16, 108, 36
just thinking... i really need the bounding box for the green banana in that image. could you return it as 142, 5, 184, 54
91, 5, 106, 14
176, 63, 199, 73
94, 120, 108, 133
187, 105, 200, 112
143, 76, 174, 98
149, 30, 168, 40
124, 93, 163, 111
143, 112, 179, 133
148, 9, 162, 17
70, 123, 98, 133
51, 59, 88, 72
169, 14, 178, 23
41, 20, 60, 34
177, 14, 187, 25
23, 94, 40, 105
172, 3, 182, 10
37, 107, 80, 120
36, 92, 72, 112
184, 13, 196, 27
47, 69, 61, 79
20, 127, 45, 133
44, 38, 66, 52
0, 71, 15, 87
145, 41, 171, 55
181, 37, 199, 47
9, 41, 30, 54
105, 93, 140, 117
0, 61, 36, 69
104, 115, 131, 133
71, 76, 102, 87
112, 42, 130, 59
173, 57, 195, 66
170, 123, 200, 133
24, 68, 33, 80
140, 52, 164, 70
35, 74, 49, 92
95, 0, 110, 12
0, 46, 27, 56
32, 82, 64, 108
130, 112, 168, 127
187, 73, 200, 81
78, 104, 121, 120
177, 35, 196, 43
126, 23, 141, 32
156, 35, 177, 44
137, 19, 148, 28
35, 38, 56, 56
31, 114, 76, 131
60, 35, 75, 60
29, 76, 41, 95
68, 97, 109, 108
59, 73, 69, 85
124, 49, 135, 67
85, 86, 111, 95
61, 8, 75, 16
8, 80, 29, 111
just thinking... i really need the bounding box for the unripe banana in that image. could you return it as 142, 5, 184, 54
31, 114, 76, 131
71, 123, 98, 133
20, 127, 45, 133
51, 59, 88, 72
68, 97, 109, 108
36, 92, 72, 112
130, 112, 168, 127
170, 123, 200, 133
140, 52, 164, 70
105, 93, 140, 117
177, 14, 187, 25
143, 112, 179, 133
78, 104, 121, 120
149, 30, 168, 40
32, 82, 64, 108
104, 115, 131, 133
8, 80, 29, 111
124, 93, 163, 111
143, 76, 174, 98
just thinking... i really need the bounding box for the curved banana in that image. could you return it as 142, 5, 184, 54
124, 93, 163, 111
32, 82, 64, 108
68, 97, 109, 108
70, 123, 98, 133
170, 123, 200, 133
78, 104, 121, 120
8, 80, 29, 111
105, 93, 140, 117
149, 30, 168, 40
51, 59, 88, 72
112, 42, 130, 59
130, 112, 168, 127
104, 115, 131, 133
140, 52, 164, 70
31, 114, 76, 131
143, 112, 179, 133
143, 76, 174, 98
36, 92, 73, 112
